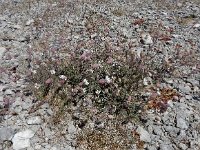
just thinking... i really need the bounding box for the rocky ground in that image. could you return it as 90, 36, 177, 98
0, 0, 200, 150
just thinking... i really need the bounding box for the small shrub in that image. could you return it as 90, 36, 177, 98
29, 45, 149, 122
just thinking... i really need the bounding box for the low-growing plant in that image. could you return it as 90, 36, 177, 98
29, 45, 149, 122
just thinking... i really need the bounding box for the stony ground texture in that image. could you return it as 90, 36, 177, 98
0, 0, 200, 150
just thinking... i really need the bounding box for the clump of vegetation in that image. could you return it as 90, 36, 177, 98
112, 8, 125, 16
25, 1, 178, 124
28, 35, 178, 125
29, 44, 148, 122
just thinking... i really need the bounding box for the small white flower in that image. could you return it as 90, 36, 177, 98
32, 70, 37, 74
34, 83, 41, 89
143, 77, 152, 86
136, 48, 142, 58
50, 69, 56, 75
157, 88, 161, 95
83, 79, 89, 85
59, 75, 67, 80
88, 69, 94, 73
143, 78, 148, 86
83, 88, 86, 93
95, 90, 101, 95
105, 75, 111, 83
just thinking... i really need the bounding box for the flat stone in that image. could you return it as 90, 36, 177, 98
179, 97, 186, 103
151, 134, 160, 142
12, 25, 21, 29
148, 145, 157, 150
50, 147, 58, 150
152, 126, 164, 136
29, 125, 40, 133
12, 129, 35, 150
159, 143, 174, 150
0, 96, 3, 102
190, 140, 198, 149
191, 130, 198, 139
44, 144, 51, 149
185, 95, 192, 100
46, 108, 54, 116
176, 118, 188, 129
172, 34, 181, 38
18, 37, 27, 42
40, 103, 50, 109
143, 77, 153, 86
90, 33, 97, 39
27, 116, 42, 125
63, 145, 75, 150
14, 106, 23, 113
35, 145, 42, 149
193, 23, 200, 28
44, 128, 52, 137
0, 127, 15, 141
41, 142, 49, 147
179, 143, 188, 150
193, 86, 199, 93
164, 78, 173, 84
68, 121, 76, 134
26, 147, 34, 150
0, 47, 6, 58
0, 16, 6, 21
122, 28, 132, 38
136, 126, 151, 143
164, 125, 180, 137
167, 100, 173, 107
21, 101, 32, 110
177, 2, 183, 7
187, 79, 199, 86
26, 19, 34, 26
147, 125, 153, 134
4, 89, 14, 95
0, 85, 6, 92
162, 112, 170, 123
178, 84, 191, 94
141, 33, 153, 45
164, 125, 178, 133
160, 136, 171, 144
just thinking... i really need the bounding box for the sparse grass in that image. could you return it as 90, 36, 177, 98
77, 123, 134, 150
112, 8, 125, 17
